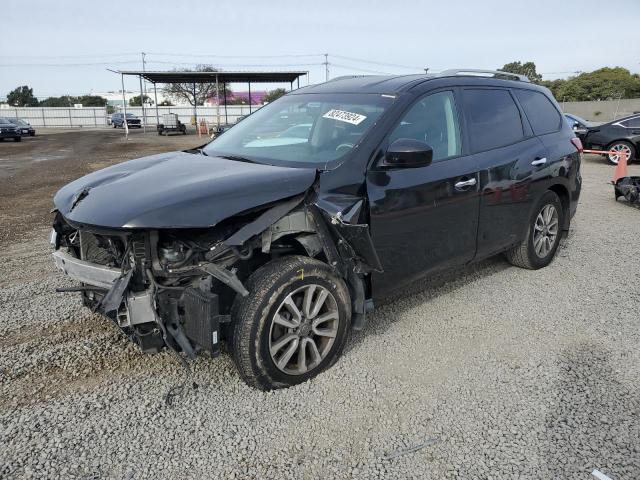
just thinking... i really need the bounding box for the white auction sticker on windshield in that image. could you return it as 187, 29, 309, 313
322, 109, 367, 125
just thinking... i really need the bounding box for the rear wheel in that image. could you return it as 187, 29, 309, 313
506, 191, 563, 269
607, 141, 635, 165
231, 256, 351, 390
13, 136, 21, 142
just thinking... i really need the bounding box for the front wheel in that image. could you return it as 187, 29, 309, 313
505, 191, 563, 269
231, 256, 351, 390
14, 136, 21, 142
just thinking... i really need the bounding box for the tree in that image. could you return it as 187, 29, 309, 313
7, 85, 39, 106
129, 94, 153, 106
539, 79, 567, 99
75, 95, 107, 107
553, 68, 640, 102
500, 61, 543, 83
162, 65, 230, 106
263, 88, 287, 103
39, 95, 107, 107
39, 96, 74, 107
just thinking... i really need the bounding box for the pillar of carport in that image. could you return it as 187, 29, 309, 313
193, 82, 198, 126
139, 74, 146, 133
153, 81, 159, 127
121, 73, 129, 138
223, 82, 228, 125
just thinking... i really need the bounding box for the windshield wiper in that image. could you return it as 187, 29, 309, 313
197, 148, 208, 156
219, 154, 256, 164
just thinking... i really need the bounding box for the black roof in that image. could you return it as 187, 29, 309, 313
297, 72, 538, 95
118, 70, 307, 84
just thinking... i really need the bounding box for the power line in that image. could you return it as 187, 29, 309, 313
0, 60, 143, 67
0, 52, 140, 59
329, 62, 394, 75
329, 54, 423, 71
147, 52, 324, 59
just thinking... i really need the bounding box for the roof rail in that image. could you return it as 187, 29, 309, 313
438, 69, 530, 82
326, 75, 371, 82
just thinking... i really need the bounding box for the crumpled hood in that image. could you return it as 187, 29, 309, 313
54, 151, 317, 228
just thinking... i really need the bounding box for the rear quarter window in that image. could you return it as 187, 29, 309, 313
463, 88, 524, 152
620, 117, 640, 128
514, 89, 562, 135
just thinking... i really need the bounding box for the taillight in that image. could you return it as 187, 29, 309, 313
570, 137, 583, 153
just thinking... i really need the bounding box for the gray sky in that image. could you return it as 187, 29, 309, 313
1, 0, 638, 99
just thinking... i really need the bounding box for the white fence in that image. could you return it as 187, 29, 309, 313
0, 104, 263, 128
1, 106, 109, 127
120, 105, 262, 127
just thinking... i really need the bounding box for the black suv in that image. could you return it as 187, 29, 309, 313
110, 112, 142, 128
51, 70, 582, 390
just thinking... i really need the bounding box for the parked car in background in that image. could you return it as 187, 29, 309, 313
0, 118, 21, 142
111, 113, 142, 128
7, 118, 36, 136
580, 114, 640, 164
51, 70, 582, 390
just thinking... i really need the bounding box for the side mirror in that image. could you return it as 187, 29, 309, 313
573, 121, 580, 130
382, 139, 433, 168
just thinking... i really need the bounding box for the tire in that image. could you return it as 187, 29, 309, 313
606, 141, 635, 165
113, 123, 117, 128
14, 136, 21, 142
231, 255, 351, 390
505, 191, 563, 270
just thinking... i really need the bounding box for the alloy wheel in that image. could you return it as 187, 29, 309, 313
533, 204, 559, 258
269, 284, 339, 375
608, 144, 632, 165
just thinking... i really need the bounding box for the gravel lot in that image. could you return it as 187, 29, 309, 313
1, 131, 639, 479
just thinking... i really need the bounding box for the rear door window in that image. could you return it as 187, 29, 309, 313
463, 89, 524, 152
514, 89, 562, 135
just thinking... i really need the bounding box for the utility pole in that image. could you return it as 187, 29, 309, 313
324, 53, 329, 81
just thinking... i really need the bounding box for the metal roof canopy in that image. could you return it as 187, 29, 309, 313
119, 70, 307, 84
112, 69, 308, 136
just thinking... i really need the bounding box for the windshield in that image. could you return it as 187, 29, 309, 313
566, 114, 593, 127
0, 118, 12, 125
125, 113, 136, 118
203, 93, 394, 168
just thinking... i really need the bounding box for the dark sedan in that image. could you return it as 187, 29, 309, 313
581, 114, 640, 164
7, 118, 36, 136
0, 118, 21, 142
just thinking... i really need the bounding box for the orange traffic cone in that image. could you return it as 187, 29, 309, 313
612, 151, 629, 184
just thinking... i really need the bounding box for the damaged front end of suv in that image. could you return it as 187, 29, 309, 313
51, 90, 396, 389
52, 186, 379, 361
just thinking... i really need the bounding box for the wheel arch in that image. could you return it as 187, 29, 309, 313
548, 183, 570, 230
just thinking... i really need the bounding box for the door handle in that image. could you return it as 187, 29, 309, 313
531, 158, 547, 166
454, 178, 477, 190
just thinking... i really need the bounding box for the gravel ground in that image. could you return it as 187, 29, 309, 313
1, 132, 639, 479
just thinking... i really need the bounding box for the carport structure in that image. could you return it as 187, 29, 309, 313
115, 70, 309, 132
